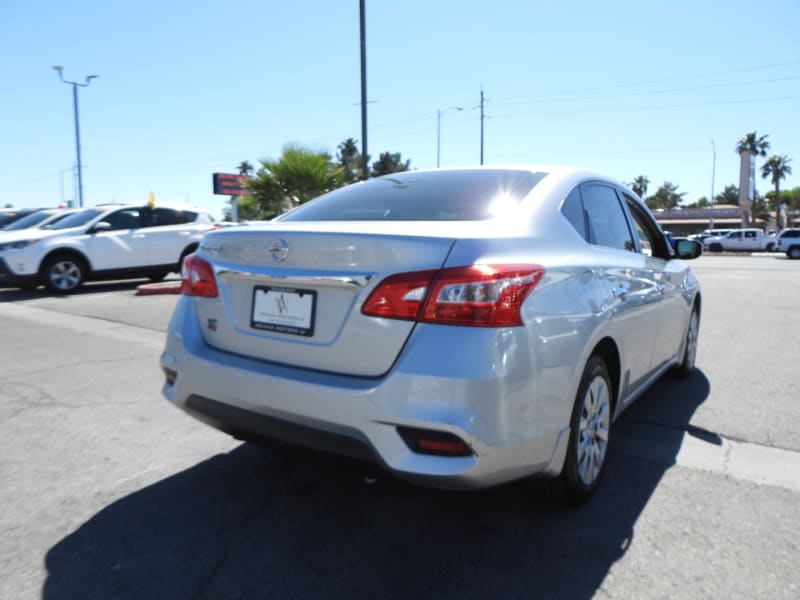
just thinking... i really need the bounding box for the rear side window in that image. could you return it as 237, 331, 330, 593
561, 188, 587, 240
278, 169, 546, 221
581, 184, 635, 251
101, 208, 143, 230
148, 208, 197, 226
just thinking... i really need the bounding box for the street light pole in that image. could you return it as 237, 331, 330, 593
436, 106, 463, 168
710, 140, 716, 228
53, 66, 98, 208
358, 0, 368, 180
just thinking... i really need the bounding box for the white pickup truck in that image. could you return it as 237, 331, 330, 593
704, 228, 776, 252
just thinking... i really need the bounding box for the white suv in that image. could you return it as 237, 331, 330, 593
0, 203, 216, 292
776, 228, 800, 259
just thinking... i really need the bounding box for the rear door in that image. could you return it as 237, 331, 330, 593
139, 208, 203, 267
579, 184, 663, 392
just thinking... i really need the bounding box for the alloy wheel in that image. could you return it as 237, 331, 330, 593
49, 260, 82, 291
576, 374, 610, 487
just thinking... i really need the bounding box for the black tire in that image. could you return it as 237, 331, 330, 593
178, 245, 198, 271
556, 356, 613, 505
41, 254, 86, 293
788, 246, 800, 260
709, 242, 723, 252
672, 307, 699, 378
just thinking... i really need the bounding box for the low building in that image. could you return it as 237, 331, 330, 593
653, 204, 800, 235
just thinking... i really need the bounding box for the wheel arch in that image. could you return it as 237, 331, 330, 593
180, 242, 199, 261
39, 247, 92, 277
588, 337, 621, 418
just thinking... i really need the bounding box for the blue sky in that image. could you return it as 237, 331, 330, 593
1, 0, 798, 219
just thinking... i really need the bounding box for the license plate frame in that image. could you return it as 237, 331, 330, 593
251, 286, 316, 337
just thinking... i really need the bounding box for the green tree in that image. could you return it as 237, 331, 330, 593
336, 138, 366, 183
766, 186, 800, 211
714, 184, 740, 205
683, 196, 711, 209
371, 152, 411, 177
628, 175, 649, 198
248, 145, 346, 218
645, 182, 686, 210
736, 131, 770, 157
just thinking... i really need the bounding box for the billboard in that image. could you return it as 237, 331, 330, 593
213, 173, 252, 196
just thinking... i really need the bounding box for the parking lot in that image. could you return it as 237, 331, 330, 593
1, 254, 799, 599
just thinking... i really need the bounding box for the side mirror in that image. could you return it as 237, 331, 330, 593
674, 238, 702, 260
90, 221, 112, 233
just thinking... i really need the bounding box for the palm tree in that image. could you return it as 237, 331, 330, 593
249, 145, 346, 218
761, 155, 793, 228
736, 131, 770, 157
237, 161, 254, 177
629, 175, 649, 199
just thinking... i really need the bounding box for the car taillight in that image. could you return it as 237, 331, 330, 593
362, 264, 544, 326
181, 254, 218, 297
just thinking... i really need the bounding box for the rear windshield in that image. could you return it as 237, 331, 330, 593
277, 169, 546, 222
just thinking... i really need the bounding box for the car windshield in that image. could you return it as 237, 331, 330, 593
47, 208, 104, 230
1, 210, 55, 230
277, 169, 546, 222
39, 212, 76, 229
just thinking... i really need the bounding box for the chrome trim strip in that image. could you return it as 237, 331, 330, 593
216, 268, 374, 288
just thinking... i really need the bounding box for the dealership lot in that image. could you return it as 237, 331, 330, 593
1, 254, 799, 599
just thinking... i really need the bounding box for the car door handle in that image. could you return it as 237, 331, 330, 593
179, 231, 192, 236
132, 234, 146, 239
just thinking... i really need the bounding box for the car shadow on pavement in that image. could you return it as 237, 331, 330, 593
0, 279, 177, 301
43, 370, 711, 600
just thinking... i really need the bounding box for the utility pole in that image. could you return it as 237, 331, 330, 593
359, 0, 368, 180
479, 87, 485, 165
53, 66, 98, 208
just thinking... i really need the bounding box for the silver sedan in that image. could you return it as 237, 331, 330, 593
160, 166, 702, 503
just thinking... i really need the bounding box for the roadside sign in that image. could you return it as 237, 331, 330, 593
213, 173, 252, 196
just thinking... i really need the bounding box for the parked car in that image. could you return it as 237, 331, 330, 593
704, 228, 775, 252
0, 208, 76, 235
0, 208, 44, 229
160, 166, 703, 503
0, 203, 216, 292
688, 228, 733, 244
775, 228, 800, 259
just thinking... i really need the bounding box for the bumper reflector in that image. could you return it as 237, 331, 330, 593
397, 427, 473, 457
163, 367, 177, 386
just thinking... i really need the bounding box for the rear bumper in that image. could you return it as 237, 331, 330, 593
160, 296, 571, 490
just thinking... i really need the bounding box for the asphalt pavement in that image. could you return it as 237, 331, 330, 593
1, 256, 798, 599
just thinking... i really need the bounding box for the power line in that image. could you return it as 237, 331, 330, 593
490, 95, 800, 120
490, 76, 800, 108
489, 60, 800, 104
